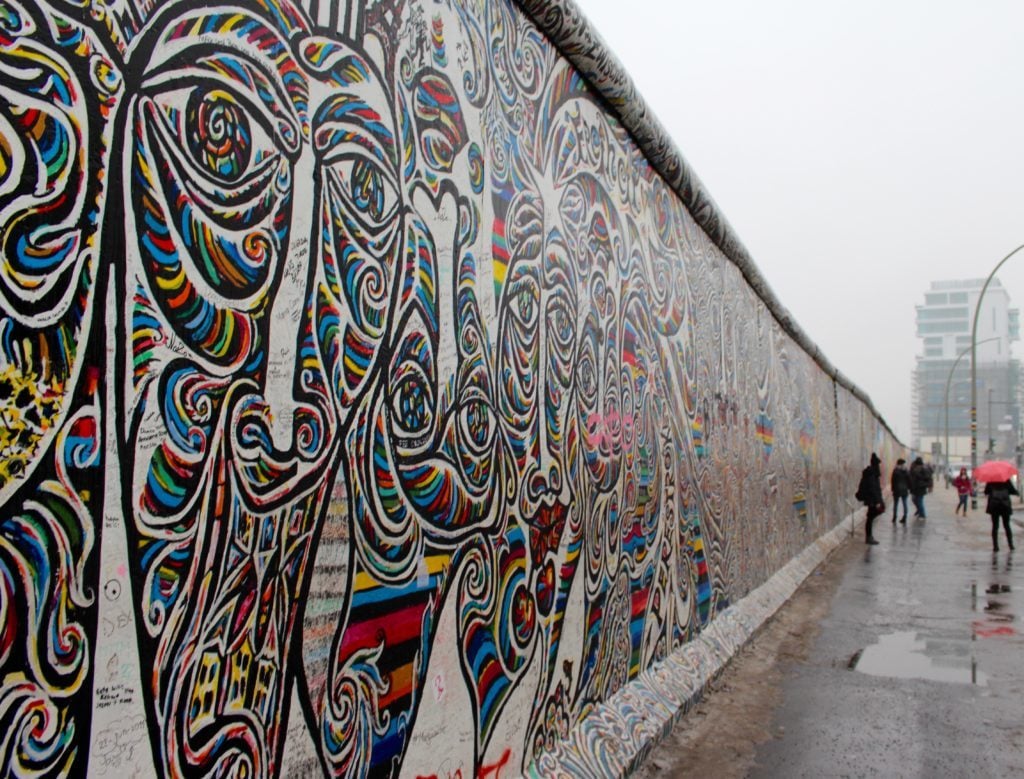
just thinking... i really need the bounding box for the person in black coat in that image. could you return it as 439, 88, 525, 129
984, 479, 1019, 552
859, 453, 885, 545
909, 457, 933, 518
890, 458, 910, 524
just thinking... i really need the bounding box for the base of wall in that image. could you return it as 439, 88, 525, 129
523, 509, 864, 778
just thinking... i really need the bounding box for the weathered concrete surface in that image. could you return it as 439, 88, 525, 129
636, 493, 1024, 778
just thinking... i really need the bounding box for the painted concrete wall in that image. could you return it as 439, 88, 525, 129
0, 0, 901, 775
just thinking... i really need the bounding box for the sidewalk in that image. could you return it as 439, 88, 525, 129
747, 490, 1024, 777
634, 490, 1024, 778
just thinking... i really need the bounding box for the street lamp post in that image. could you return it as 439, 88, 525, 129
945, 337, 1000, 477
971, 244, 1024, 508
933, 399, 946, 472
988, 388, 994, 455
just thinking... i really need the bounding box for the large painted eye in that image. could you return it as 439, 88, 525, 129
577, 319, 600, 409
393, 369, 432, 434
512, 282, 539, 328
547, 296, 573, 350
578, 351, 597, 405
187, 89, 251, 182
329, 155, 400, 234
350, 158, 387, 222
144, 79, 284, 198
388, 320, 435, 446
459, 398, 494, 452
518, 287, 534, 323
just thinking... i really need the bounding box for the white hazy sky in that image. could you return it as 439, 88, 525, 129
572, 0, 1024, 443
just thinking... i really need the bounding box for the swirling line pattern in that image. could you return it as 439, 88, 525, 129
0, 0, 902, 776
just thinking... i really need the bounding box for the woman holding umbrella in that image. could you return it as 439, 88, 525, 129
976, 461, 1019, 552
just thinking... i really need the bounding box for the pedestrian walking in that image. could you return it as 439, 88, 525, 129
890, 458, 909, 523
909, 457, 932, 519
952, 467, 972, 516
984, 480, 1018, 552
857, 453, 884, 545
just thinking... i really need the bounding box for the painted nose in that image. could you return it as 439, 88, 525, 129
530, 462, 561, 500
531, 368, 563, 501
265, 145, 316, 451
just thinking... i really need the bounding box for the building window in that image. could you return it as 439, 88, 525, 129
917, 307, 969, 320
918, 322, 969, 334
924, 347, 943, 357
924, 337, 942, 346
949, 292, 968, 304
925, 293, 948, 305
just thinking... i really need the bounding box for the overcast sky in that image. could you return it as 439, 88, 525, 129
572, 0, 1024, 443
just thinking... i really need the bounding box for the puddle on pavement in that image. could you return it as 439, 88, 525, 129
852, 630, 987, 686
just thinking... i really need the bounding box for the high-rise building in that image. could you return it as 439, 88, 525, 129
913, 278, 1021, 468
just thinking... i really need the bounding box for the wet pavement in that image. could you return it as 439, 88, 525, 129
748, 493, 1024, 778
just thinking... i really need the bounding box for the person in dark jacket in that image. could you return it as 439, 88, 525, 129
859, 453, 884, 545
984, 479, 1018, 551
890, 458, 910, 524
909, 457, 933, 518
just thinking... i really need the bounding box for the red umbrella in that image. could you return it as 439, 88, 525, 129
973, 460, 1019, 483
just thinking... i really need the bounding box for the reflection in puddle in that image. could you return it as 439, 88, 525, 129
981, 610, 1014, 623
984, 601, 1012, 613
853, 631, 987, 686
973, 621, 1016, 638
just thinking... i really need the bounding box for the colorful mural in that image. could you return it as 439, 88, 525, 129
0, 0, 899, 775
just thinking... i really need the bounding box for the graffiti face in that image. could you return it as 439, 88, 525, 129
497, 190, 577, 542
121, 1, 406, 773
370, 185, 501, 550
565, 177, 626, 494
314, 62, 503, 777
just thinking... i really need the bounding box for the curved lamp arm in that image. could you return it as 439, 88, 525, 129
971, 244, 1024, 496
